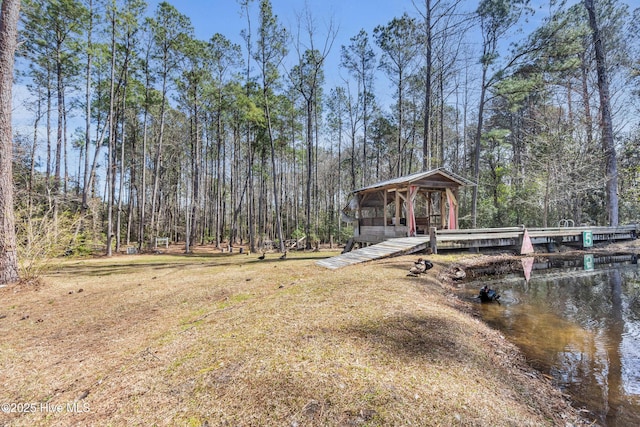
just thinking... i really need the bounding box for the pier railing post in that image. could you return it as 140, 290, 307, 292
430, 227, 438, 254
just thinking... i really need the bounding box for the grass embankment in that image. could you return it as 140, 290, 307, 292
0, 249, 585, 426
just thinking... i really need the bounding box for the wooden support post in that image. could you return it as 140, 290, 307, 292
356, 195, 362, 237
430, 227, 438, 254
427, 191, 431, 228
440, 191, 446, 228
446, 188, 459, 230
517, 224, 525, 249
395, 191, 400, 226
384, 190, 388, 233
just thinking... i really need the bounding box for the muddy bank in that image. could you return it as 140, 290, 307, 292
432, 264, 596, 425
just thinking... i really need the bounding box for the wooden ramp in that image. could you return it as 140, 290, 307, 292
316, 236, 430, 270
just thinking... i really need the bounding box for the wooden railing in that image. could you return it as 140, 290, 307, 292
429, 224, 639, 254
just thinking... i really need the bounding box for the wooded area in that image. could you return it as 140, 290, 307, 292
3, 0, 640, 279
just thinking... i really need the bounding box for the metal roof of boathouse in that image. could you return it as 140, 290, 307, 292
352, 168, 475, 194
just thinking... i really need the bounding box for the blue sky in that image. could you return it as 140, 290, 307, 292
147, 0, 418, 47
142, 0, 574, 97
146, 0, 446, 92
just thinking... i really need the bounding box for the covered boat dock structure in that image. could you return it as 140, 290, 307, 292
318, 168, 639, 270
342, 168, 474, 249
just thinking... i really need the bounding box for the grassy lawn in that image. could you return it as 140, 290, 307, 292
0, 248, 584, 426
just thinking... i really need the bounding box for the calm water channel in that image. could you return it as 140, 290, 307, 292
460, 254, 640, 427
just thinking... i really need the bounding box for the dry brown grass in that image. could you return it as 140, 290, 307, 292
0, 247, 588, 426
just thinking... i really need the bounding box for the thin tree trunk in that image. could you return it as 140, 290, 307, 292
305, 98, 313, 249
362, 67, 368, 186
116, 85, 127, 253
337, 108, 342, 241
243, 2, 256, 253
349, 91, 357, 190
82, 0, 93, 212
220, 124, 228, 245
216, 93, 223, 248
138, 42, 152, 252
46, 68, 52, 186
53, 43, 64, 227
585, 0, 618, 225
63, 93, 69, 196
314, 92, 320, 243
55, 47, 63, 195
423, 0, 432, 171
106, 8, 117, 256
397, 70, 404, 176
29, 91, 42, 210
229, 121, 238, 245
472, 64, 488, 229
438, 64, 445, 166
264, 94, 285, 253
127, 129, 135, 246
150, 68, 168, 243
189, 87, 201, 253
579, 51, 594, 150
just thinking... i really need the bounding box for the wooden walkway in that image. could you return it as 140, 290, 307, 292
316, 236, 430, 270
433, 225, 638, 252
317, 224, 639, 270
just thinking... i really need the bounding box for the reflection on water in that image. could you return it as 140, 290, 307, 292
462, 256, 640, 427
